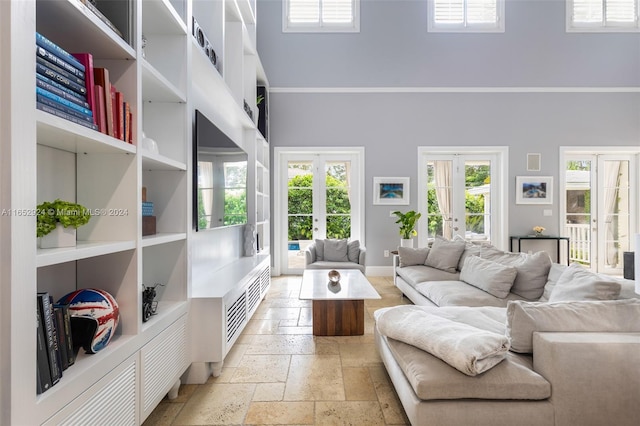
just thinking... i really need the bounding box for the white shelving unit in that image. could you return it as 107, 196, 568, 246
1, 0, 269, 424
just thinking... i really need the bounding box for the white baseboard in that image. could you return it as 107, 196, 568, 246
365, 266, 394, 277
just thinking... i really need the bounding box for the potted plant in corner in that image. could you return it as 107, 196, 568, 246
392, 210, 421, 248
37, 199, 91, 248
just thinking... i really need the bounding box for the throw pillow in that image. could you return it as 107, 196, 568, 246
398, 246, 430, 267
460, 256, 518, 298
481, 247, 552, 300
453, 234, 483, 271
347, 240, 360, 263
424, 236, 466, 273
506, 299, 640, 353
323, 239, 349, 262
314, 239, 325, 261
548, 263, 621, 303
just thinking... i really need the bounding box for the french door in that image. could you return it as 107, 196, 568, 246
275, 149, 364, 275
562, 152, 638, 275
418, 148, 507, 248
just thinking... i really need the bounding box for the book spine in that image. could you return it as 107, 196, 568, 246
35, 32, 85, 72
124, 102, 131, 143
36, 87, 93, 117
71, 53, 96, 125
94, 68, 114, 137
36, 75, 90, 109
36, 55, 85, 88
36, 45, 85, 80
127, 110, 133, 143
115, 91, 124, 141
55, 304, 75, 367
110, 85, 118, 139
36, 303, 53, 394
53, 306, 69, 371
93, 84, 107, 134
36, 62, 87, 96
37, 293, 61, 386
37, 94, 94, 124
48, 296, 64, 377
37, 102, 99, 131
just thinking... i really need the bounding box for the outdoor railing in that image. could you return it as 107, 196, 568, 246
566, 223, 590, 265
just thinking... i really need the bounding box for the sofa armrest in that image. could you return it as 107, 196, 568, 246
358, 246, 366, 265
533, 332, 640, 426
304, 243, 317, 266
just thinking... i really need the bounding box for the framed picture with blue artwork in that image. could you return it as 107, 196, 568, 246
373, 177, 410, 205
516, 176, 553, 204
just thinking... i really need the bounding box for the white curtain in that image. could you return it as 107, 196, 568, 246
434, 161, 453, 239
602, 161, 622, 267
199, 161, 213, 228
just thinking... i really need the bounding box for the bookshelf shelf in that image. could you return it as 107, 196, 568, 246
142, 0, 188, 35
142, 232, 187, 247
141, 60, 187, 103
36, 240, 137, 268
141, 150, 187, 171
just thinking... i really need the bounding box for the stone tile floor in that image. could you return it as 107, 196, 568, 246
144, 275, 412, 425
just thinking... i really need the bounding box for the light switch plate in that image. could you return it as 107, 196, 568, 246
543, 209, 552, 216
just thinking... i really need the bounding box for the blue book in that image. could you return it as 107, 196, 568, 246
36, 62, 87, 96
37, 94, 93, 124
36, 75, 90, 109
36, 46, 85, 80
35, 32, 85, 73
37, 87, 93, 117
37, 101, 99, 131
36, 55, 85, 88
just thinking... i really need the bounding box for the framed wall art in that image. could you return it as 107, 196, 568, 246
373, 177, 410, 205
516, 176, 553, 204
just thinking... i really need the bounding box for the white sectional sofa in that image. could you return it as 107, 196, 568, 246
375, 237, 640, 426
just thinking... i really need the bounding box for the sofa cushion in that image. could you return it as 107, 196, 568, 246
323, 239, 349, 262
548, 263, 621, 303
383, 336, 550, 401
460, 256, 517, 298
481, 248, 551, 300
398, 246, 430, 267
506, 299, 640, 353
424, 237, 466, 273
453, 234, 484, 271
347, 240, 360, 263
396, 266, 460, 288
305, 261, 364, 272
416, 281, 526, 307
538, 263, 567, 302
314, 239, 325, 261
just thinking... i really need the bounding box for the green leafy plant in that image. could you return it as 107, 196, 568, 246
392, 210, 421, 239
256, 94, 265, 106
37, 199, 91, 237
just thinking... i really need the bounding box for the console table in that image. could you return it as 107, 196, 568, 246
510, 236, 570, 265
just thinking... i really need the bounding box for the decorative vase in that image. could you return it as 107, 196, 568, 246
243, 223, 256, 257
400, 238, 414, 248
40, 223, 76, 249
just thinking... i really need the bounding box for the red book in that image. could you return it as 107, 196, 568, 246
127, 110, 133, 144
115, 91, 124, 141
93, 68, 114, 137
71, 53, 96, 126
110, 85, 117, 139
124, 102, 131, 143
93, 84, 107, 134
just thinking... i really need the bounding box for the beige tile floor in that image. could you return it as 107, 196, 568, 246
144, 275, 413, 426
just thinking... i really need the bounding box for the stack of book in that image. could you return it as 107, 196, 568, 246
35, 32, 97, 131
36, 293, 75, 395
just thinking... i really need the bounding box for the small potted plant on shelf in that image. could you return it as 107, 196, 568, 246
532, 226, 546, 237
37, 199, 91, 248
392, 210, 422, 248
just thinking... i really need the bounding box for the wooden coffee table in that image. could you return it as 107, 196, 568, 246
299, 269, 381, 336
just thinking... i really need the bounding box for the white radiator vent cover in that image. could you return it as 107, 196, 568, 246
247, 277, 261, 313
142, 316, 188, 414
260, 266, 270, 293
58, 361, 136, 426
226, 293, 247, 342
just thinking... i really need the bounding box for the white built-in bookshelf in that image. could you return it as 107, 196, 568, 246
0, 0, 269, 424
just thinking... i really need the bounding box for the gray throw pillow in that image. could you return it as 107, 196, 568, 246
424, 237, 466, 273
460, 256, 518, 298
324, 239, 349, 262
347, 240, 360, 263
314, 239, 325, 261
506, 299, 640, 353
548, 263, 621, 303
398, 246, 430, 267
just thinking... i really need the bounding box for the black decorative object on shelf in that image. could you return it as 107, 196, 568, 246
257, 86, 268, 140
142, 283, 164, 322
243, 99, 253, 120
192, 16, 219, 72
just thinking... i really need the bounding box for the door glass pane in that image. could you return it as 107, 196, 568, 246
464, 160, 491, 242
426, 160, 453, 239
287, 161, 313, 269
602, 160, 630, 270
325, 161, 351, 239
565, 160, 591, 266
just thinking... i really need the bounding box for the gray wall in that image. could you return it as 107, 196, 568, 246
256, 0, 640, 268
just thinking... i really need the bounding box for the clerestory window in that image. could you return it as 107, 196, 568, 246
567, 0, 639, 32
428, 0, 505, 32
283, 0, 360, 32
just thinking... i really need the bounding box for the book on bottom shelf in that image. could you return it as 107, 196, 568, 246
37, 95, 94, 125
37, 293, 61, 387
53, 305, 69, 371
36, 73, 90, 110
36, 62, 86, 97
37, 101, 99, 131
71, 53, 96, 126
54, 304, 75, 367
93, 84, 107, 134
94, 67, 114, 137
35, 57, 86, 94
36, 303, 53, 394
